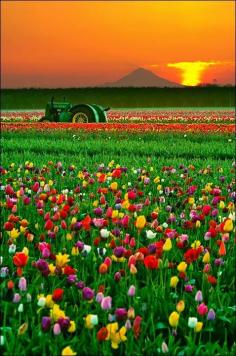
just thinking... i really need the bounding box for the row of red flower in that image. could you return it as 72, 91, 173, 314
1, 122, 235, 133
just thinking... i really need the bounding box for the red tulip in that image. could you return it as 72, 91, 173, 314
52, 288, 64, 302
13, 252, 28, 267
143, 255, 159, 269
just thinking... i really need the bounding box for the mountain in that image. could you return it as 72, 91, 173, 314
100, 67, 183, 88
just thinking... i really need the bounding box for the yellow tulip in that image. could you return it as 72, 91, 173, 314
48, 264, 56, 275
219, 201, 225, 209
71, 247, 79, 256
170, 276, 179, 288
135, 216, 146, 230
154, 176, 160, 183
20, 246, 28, 255
130, 264, 137, 274
61, 346, 77, 356
169, 311, 179, 328
163, 238, 172, 251
55, 253, 70, 268
188, 197, 195, 205
176, 300, 185, 313
196, 220, 201, 228
71, 217, 77, 224
66, 233, 73, 241
7, 228, 20, 239
177, 261, 187, 273
45, 294, 54, 308
122, 200, 130, 209
194, 321, 203, 333
112, 210, 119, 218
50, 304, 66, 321
68, 320, 76, 333
110, 182, 118, 191
191, 240, 201, 248
223, 219, 233, 232
202, 251, 210, 264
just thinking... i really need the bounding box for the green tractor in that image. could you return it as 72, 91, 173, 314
39, 97, 110, 123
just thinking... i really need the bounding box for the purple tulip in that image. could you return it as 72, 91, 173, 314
101, 296, 112, 310
112, 228, 121, 237
214, 258, 224, 266
48, 232, 56, 239
42, 248, 50, 258
41, 316, 51, 331
76, 281, 85, 289
13, 293, 21, 303
127, 285, 136, 297
82, 287, 94, 300
195, 290, 203, 302
185, 284, 194, 293
211, 209, 218, 217
96, 292, 104, 304
53, 323, 61, 335
36, 259, 50, 276
148, 244, 156, 254
219, 176, 225, 183
67, 274, 77, 284
207, 309, 216, 321
114, 272, 121, 282
74, 222, 82, 230
18, 277, 27, 291
57, 317, 70, 330
115, 308, 127, 320
94, 207, 103, 216
75, 241, 84, 251
125, 319, 132, 329
113, 246, 125, 258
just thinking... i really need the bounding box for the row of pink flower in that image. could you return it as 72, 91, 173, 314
1, 110, 235, 123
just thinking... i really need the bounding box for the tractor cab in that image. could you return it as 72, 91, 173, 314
44, 98, 72, 122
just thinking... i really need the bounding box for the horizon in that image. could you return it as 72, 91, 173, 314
1, 1, 235, 88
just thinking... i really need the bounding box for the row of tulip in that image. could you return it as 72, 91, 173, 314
1, 110, 234, 123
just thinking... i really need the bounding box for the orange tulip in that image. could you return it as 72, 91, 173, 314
218, 241, 226, 256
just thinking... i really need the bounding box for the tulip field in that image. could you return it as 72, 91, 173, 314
1, 109, 235, 356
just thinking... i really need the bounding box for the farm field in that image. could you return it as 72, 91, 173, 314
1, 109, 235, 356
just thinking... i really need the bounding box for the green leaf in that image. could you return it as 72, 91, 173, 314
156, 322, 168, 329
218, 316, 231, 323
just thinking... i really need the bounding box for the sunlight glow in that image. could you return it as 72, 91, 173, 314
167, 61, 218, 86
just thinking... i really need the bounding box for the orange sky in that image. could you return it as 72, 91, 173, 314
1, 1, 235, 88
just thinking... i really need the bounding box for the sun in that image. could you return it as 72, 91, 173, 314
168, 61, 218, 86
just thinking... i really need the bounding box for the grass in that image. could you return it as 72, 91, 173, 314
2, 130, 235, 167
1, 87, 235, 110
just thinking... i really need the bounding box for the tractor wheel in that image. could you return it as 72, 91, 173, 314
70, 105, 98, 123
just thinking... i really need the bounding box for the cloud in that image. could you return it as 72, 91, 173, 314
167, 61, 222, 86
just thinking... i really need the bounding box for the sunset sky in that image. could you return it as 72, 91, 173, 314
1, 1, 235, 88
